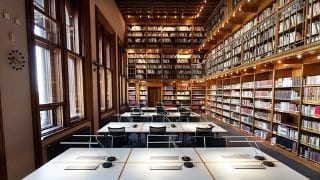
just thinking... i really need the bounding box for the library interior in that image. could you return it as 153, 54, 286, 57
1, 0, 320, 179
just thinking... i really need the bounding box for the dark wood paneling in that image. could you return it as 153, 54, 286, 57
0, 91, 7, 180
148, 87, 161, 107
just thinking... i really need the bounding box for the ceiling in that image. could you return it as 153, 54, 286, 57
115, 0, 221, 25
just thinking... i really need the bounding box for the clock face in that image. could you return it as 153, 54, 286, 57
8, 50, 26, 71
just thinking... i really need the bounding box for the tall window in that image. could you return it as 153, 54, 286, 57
97, 23, 115, 113
31, 0, 85, 134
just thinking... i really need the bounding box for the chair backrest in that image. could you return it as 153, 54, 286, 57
156, 106, 166, 114
131, 115, 141, 122
179, 112, 190, 122
156, 102, 163, 106
108, 127, 125, 136
195, 127, 213, 136
149, 126, 166, 135
206, 137, 227, 147
152, 114, 164, 122
132, 107, 141, 112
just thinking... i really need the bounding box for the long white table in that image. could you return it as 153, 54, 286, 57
120, 112, 201, 118
97, 122, 227, 134
24, 148, 308, 180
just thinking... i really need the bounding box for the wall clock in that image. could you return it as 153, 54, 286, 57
8, 50, 26, 71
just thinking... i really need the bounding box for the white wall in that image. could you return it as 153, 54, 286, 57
0, 0, 35, 179
90, 0, 126, 131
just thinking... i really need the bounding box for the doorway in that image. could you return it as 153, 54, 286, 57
148, 87, 161, 107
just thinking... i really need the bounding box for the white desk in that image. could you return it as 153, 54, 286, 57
120, 162, 212, 180
97, 122, 144, 133
181, 122, 227, 133
195, 147, 277, 162
141, 107, 156, 112
98, 122, 227, 134
205, 161, 308, 180
142, 122, 183, 133
120, 112, 200, 118
24, 148, 307, 180
23, 162, 125, 180
50, 148, 131, 163
127, 148, 202, 163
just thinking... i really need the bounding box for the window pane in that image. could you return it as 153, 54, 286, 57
35, 44, 63, 104
122, 76, 126, 105
107, 69, 112, 109
33, 0, 56, 19
106, 39, 111, 68
99, 68, 106, 111
34, 10, 60, 44
68, 56, 84, 119
65, 0, 79, 53
40, 106, 63, 130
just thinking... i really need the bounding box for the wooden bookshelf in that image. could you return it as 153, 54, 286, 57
126, 25, 205, 49
139, 82, 148, 106
128, 82, 137, 107
191, 82, 206, 114
163, 83, 176, 106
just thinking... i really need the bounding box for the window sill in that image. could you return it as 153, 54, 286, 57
41, 120, 90, 143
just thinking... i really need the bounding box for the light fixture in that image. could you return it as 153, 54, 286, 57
139, 15, 142, 18
296, 54, 302, 59
317, 55, 320, 59
277, 60, 282, 64
253, 66, 256, 69
244, 69, 247, 72
164, 15, 167, 18
174, 15, 177, 18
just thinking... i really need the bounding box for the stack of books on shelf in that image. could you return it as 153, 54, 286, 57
301, 105, 320, 117
274, 124, 299, 141
301, 119, 320, 133
275, 102, 299, 113
275, 90, 300, 100
275, 77, 302, 87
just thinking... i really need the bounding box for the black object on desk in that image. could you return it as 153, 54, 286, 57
183, 162, 193, 168
102, 162, 112, 168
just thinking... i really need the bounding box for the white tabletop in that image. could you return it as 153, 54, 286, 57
181, 122, 227, 133
127, 148, 202, 163
50, 148, 131, 163
141, 107, 156, 111
206, 161, 308, 180
142, 122, 184, 133
97, 122, 144, 133
195, 147, 277, 162
120, 112, 201, 118
98, 122, 227, 134
120, 162, 212, 180
23, 162, 125, 180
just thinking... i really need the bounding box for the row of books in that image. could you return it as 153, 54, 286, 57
301, 119, 320, 132
255, 111, 271, 120
255, 119, 270, 129
275, 102, 299, 112
305, 75, 320, 85
299, 146, 320, 164
303, 87, 320, 102
275, 77, 302, 87
255, 100, 272, 109
242, 99, 254, 107
301, 105, 320, 117
275, 90, 300, 100
275, 124, 299, 140
255, 90, 272, 98
128, 25, 204, 32
300, 134, 320, 147
241, 115, 253, 124
255, 130, 269, 140
241, 107, 253, 116
128, 54, 160, 58
271, 136, 298, 153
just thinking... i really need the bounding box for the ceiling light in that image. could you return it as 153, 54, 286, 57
164, 15, 167, 18
139, 15, 142, 18
244, 69, 247, 72
253, 66, 256, 69
317, 55, 320, 59
174, 15, 177, 18
296, 54, 302, 59
277, 60, 282, 64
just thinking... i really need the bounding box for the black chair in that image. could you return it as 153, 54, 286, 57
132, 107, 141, 112
156, 102, 163, 106
131, 115, 142, 122
206, 137, 227, 147
179, 112, 190, 122
152, 114, 165, 122
193, 127, 213, 147
107, 127, 127, 148
156, 106, 167, 114
147, 126, 167, 148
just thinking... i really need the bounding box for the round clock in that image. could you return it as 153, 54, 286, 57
8, 50, 26, 71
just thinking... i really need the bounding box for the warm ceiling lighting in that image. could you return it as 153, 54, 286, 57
317, 55, 320, 59
164, 15, 167, 18
157, 15, 160, 18
236, 71, 239, 74
253, 66, 256, 69
277, 60, 282, 64
204, 0, 207, 3
244, 69, 247, 72
296, 54, 302, 59
174, 15, 177, 18
233, 12, 236, 17
139, 15, 142, 18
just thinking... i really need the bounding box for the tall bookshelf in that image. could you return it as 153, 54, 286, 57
139, 82, 148, 106
207, 80, 217, 118
176, 82, 191, 108
300, 62, 320, 163
128, 82, 137, 107
163, 83, 176, 106
191, 83, 206, 113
